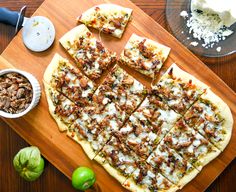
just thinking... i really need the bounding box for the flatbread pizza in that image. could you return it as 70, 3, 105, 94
43, 10, 233, 190
77, 4, 132, 38
120, 34, 170, 79
44, 83, 80, 132
94, 136, 144, 184
93, 65, 147, 117
44, 53, 97, 106
184, 89, 233, 151
147, 141, 200, 189
152, 63, 209, 115
123, 160, 178, 192
163, 119, 221, 171
116, 94, 180, 158
68, 101, 126, 159
60, 24, 116, 80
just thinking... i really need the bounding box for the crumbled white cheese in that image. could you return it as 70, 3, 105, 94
181, 6, 234, 48
110, 120, 118, 130
133, 168, 140, 177
191, 0, 236, 27
180, 10, 189, 18
130, 80, 143, 93
193, 139, 201, 146
149, 132, 157, 141
142, 177, 152, 185
190, 41, 199, 46
102, 97, 109, 105
147, 170, 155, 178
82, 113, 89, 121
106, 103, 117, 115
216, 46, 222, 52
126, 166, 135, 174
187, 11, 233, 48
129, 115, 137, 123
120, 124, 132, 133
188, 145, 194, 153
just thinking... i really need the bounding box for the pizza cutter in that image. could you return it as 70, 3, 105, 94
0, 6, 55, 52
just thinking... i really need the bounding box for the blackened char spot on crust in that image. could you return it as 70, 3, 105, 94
95, 6, 100, 12
168, 67, 173, 77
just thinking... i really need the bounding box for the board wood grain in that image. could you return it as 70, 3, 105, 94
1, 0, 236, 191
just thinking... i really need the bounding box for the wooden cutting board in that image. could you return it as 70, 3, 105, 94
1, 0, 236, 191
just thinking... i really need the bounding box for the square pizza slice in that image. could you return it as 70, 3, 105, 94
94, 136, 141, 184
44, 53, 97, 106
44, 83, 80, 132
133, 94, 181, 140
184, 89, 233, 151
163, 119, 221, 171
115, 115, 157, 159
59, 24, 117, 80
152, 63, 209, 115
147, 141, 199, 189
120, 34, 170, 79
123, 159, 178, 192
116, 94, 180, 158
67, 102, 126, 159
93, 65, 147, 117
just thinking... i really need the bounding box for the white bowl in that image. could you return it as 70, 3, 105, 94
0, 69, 41, 118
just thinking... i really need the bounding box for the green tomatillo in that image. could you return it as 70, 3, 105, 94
72, 167, 96, 191
13, 146, 45, 181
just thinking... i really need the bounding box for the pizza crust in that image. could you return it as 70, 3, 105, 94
177, 168, 199, 189
59, 24, 90, 50
79, 4, 133, 21
193, 146, 221, 171
123, 177, 151, 192
43, 53, 65, 84
44, 83, 68, 132
102, 163, 128, 184
94, 153, 106, 165
67, 130, 97, 160
201, 90, 233, 151
163, 63, 209, 90
94, 153, 128, 184
123, 177, 179, 192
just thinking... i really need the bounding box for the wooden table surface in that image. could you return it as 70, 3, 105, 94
0, 0, 235, 191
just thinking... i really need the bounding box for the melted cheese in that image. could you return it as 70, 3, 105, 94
130, 80, 144, 93
106, 103, 117, 115
109, 119, 119, 130
120, 124, 133, 133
